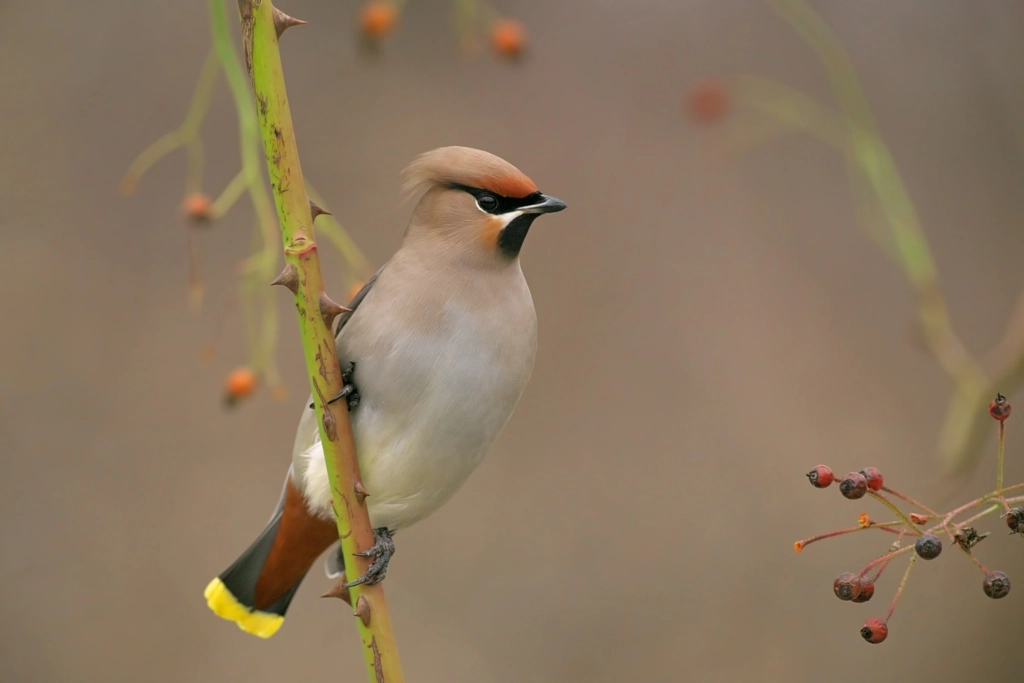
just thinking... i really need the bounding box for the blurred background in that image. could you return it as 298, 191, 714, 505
3, 0, 1024, 681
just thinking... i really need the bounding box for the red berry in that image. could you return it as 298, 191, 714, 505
686, 81, 730, 124
914, 534, 942, 560
851, 578, 875, 603
983, 571, 1011, 599
833, 572, 862, 601
839, 472, 868, 500
860, 617, 888, 644
1004, 507, 1024, 534
223, 367, 258, 407
859, 467, 884, 492
360, 1, 398, 38
805, 465, 834, 489
182, 192, 212, 223
989, 393, 1011, 421
491, 19, 526, 59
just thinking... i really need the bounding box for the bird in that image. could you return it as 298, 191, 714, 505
204, 146, 567, 638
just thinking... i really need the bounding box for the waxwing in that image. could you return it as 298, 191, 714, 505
205, 146, 566, 637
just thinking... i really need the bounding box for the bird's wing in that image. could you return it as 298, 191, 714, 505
334, 266, 383, 338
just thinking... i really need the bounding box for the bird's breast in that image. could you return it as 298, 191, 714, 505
329, 284, 538, 529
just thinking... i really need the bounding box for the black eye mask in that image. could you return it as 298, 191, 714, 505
449, 183, 545, 215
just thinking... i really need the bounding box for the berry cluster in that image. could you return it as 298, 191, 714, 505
796, 395, 1021, 643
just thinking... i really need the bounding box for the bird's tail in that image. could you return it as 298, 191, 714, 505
204, 471, 339, 638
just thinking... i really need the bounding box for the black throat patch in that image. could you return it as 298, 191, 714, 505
497, 213, 539, 259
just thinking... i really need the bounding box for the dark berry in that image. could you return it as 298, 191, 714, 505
1004, 507, 1024, 534
806, 465, 834, 489
915, 534, 942, 560
833, 572, 862, 601
989, 393, 1011, 422
839, 472, 868, 500
860, 617, 888, 644
851, 578, 875, 603
859, 467, 884, 492
983, 571, 1011, 599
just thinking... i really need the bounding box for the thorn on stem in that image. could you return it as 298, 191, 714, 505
354, 481, 369, 504
355, 595, 371, 626
310, 198, 331, 221
322, 410, 338, 442
272, 7, 307, 38
322, 576, 352, 606
319, 292, 351, 329
270, 263, 300, 294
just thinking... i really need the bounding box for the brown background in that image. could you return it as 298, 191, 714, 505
3, 1, 1024, 681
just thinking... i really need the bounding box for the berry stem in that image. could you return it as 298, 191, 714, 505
997, 420, 1006, 492
880, 485, 938, 517
885, 555, 917, 623
867, 491, 924, 535
868, 528, 907, 582
794, 521, 905, 551
209, 169, 249, 218
943, 503, 1001, 531
940, 486, 1023, 526
993, 482, 1024, 496
869, 554, 895, 583
953, 541, 990, 576
860, 544, 915, 578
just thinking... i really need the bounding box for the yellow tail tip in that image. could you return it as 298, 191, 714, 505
204, 577, 284, 639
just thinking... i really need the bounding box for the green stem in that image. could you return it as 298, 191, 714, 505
763, 0, 994, 479
120, 48, 220, 194
210, 169, 249, 218
220, 1, 405, 679
120, 130, 182, 194
181, 48, 222, 136
306, 184, 375, 280
210, 1, 278, 254
867, 491, 923, 536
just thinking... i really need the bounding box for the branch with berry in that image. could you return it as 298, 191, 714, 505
796, 394, 1021, 644
120, 1, 530, 409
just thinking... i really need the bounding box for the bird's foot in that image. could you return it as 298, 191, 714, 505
310, 361, 360, 411
344, 527, 395, 588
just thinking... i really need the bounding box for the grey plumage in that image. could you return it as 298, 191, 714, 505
207, 147, 565, 635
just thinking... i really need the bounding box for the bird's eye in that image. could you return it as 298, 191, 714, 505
477, 194, 499, 212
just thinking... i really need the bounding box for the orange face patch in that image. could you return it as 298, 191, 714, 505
479, 215, 505, 250
476, 173, 537, 199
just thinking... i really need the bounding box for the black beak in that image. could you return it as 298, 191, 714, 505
520, 193, 567, 215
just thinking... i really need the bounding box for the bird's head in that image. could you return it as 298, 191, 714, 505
401, 146, 566, 263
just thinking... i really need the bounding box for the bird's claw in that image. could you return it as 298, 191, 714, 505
344, 527, 395, 588
310, 361, 360, 411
